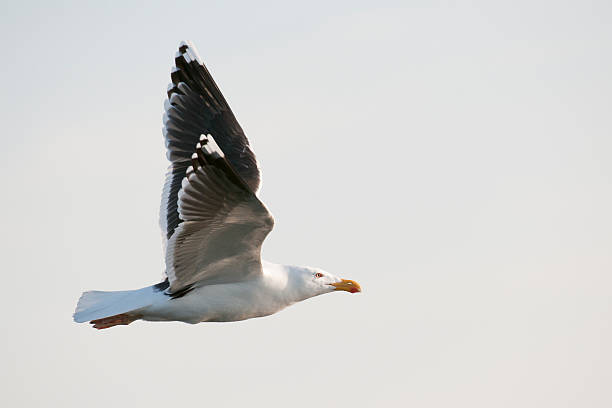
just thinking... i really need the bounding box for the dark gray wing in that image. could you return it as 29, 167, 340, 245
160, 41, 260, 250
165, 134, 273, 294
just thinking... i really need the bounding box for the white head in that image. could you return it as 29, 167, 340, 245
285, 265, 361, 302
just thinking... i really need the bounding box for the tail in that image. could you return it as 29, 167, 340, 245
73, 285, 158, 329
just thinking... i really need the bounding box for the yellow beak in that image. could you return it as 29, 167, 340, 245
330, 279, 362, 293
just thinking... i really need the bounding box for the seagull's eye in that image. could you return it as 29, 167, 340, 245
314, 272, 324, 278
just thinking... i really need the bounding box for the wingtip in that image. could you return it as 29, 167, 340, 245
178, 41, 189, 52
177, 40, 203, 64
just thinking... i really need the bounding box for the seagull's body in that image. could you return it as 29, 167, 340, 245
140, 263, 320, 324
73, 42, 360, 329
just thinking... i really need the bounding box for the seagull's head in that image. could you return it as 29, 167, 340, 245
289, 266, 362, 300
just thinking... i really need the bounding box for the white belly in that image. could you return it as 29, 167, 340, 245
139, 278, 291, 324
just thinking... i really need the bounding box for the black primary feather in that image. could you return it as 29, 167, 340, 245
161, 42, 260, 243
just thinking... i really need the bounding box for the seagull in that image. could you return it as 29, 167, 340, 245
73, 41, 361, 330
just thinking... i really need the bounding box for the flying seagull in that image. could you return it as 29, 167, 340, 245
73, 41, 361, 329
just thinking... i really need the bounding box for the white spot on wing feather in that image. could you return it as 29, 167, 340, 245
185, 41, 203, 64
203, 134, 224, 159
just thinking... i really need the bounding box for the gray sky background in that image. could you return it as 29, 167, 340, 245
1, 1, 611, 407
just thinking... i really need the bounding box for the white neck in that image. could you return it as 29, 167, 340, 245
261, 261, 324, 305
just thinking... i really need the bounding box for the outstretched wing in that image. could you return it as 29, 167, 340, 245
165, 134, 274, 294
160, 41, 260, 250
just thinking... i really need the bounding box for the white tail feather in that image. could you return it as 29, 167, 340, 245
73, 286, 158, 323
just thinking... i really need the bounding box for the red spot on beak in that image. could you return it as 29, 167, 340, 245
331, 279, 362, 293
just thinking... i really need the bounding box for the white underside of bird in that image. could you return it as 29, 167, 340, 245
72, 42, 360, 330
74, 262, 359, 329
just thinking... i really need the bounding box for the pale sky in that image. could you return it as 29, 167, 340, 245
2, 1, 611, 407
